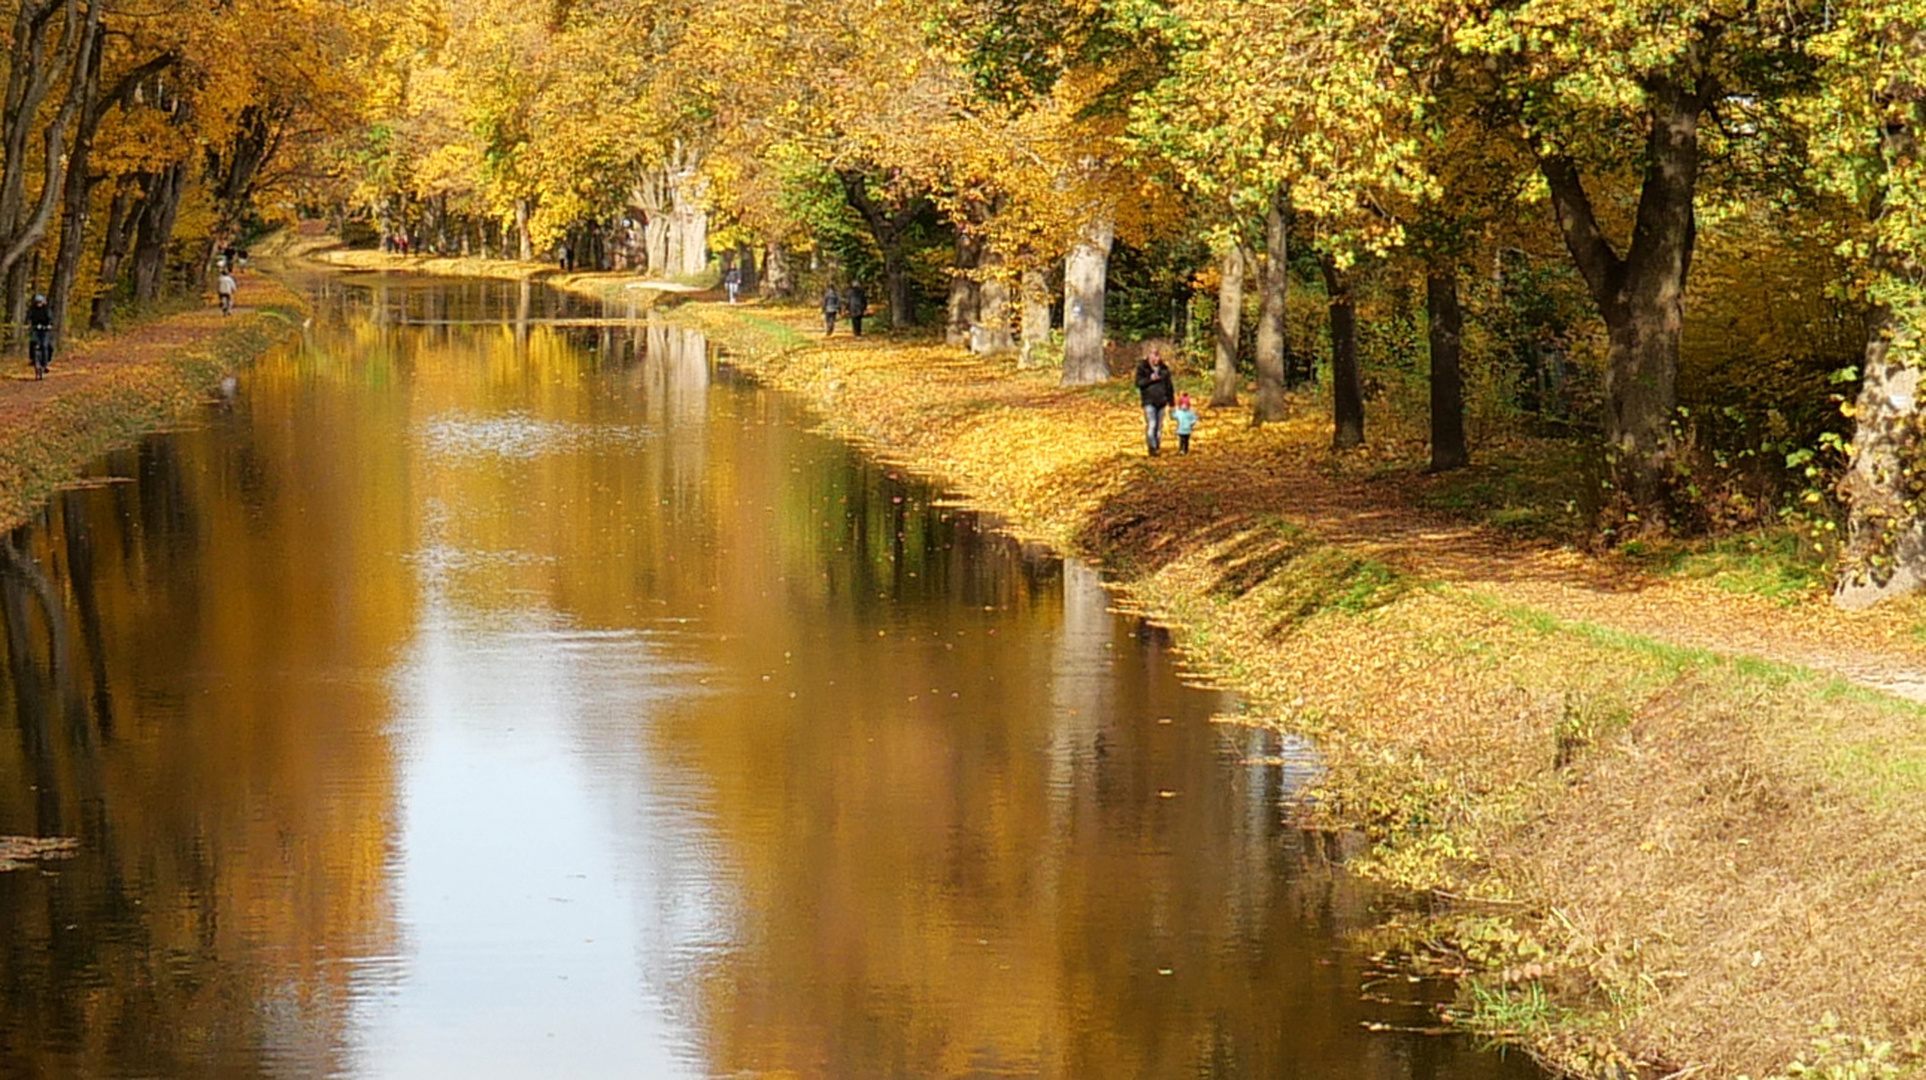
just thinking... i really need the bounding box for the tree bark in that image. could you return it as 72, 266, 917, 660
1252, 187, 1290, 424
947, 228, 984, 348
89, 178, 137, 331
1019, 266, 1052, 369
130, 163, 187, 305
761, 239, 793, 298
0, 0, 99, 287
1537, 76, 1708, 524
1212, 240, 1246, 406
633, 167, 671, 275
1321, 254, 1364, 449
670, 159, 707, 276
972, 248, 1014, 356
1837, 68, 1926, 608
1060, 217, 1114, 386
1427, 263, 1468, 472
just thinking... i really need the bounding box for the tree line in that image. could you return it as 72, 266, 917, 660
11, 0, 1926, 607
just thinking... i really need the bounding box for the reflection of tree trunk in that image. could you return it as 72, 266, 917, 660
1427, 264, 1467, 472
514, 278, 531, 354
1045, 559, 1113, 856
1213, 241, 1246, 407
1320, 254, 1363, 449
1, 534, 64, 833
58, 495, 112, 737
1060, 218, 1114, 386
1253, 187, 1290, 424
1019, 266, 1052, 369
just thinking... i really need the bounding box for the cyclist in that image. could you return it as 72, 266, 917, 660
26, 294, 53, 379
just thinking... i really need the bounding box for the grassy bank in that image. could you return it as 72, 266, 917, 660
650, 296, 1926, 1080
0, 277, 308, 531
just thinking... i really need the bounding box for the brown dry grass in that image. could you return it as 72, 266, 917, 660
661, 294, 1926, 1079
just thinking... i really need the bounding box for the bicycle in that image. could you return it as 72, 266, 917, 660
28, 329, 53, 379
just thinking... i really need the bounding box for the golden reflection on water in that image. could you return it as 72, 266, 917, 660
0, 278, 1540, 1080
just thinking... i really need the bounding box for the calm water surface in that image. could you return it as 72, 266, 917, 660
0, 277, 1542, 1080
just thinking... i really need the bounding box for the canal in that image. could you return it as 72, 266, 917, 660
0, 275, 1542, 1080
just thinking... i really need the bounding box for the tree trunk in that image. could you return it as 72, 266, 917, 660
89, 179, 137, 331
515, 198, 533, 261
1252, 187, 1290, 423
1427, 263, 1468, 472
761, 239, 793, 298
838, 168, 927, 328
670, 168, 707, 276
1836, 304, 1926, 607
1019, 266, 1052, 368
130, 163, 186, 306
1060, 217, 1114, 386
633, 167, 671, 274
1212, 240, 1246, 407
947, 228, 984, 348
1321, 254, 1363, 449
1538, 76, 1708, 525
972, 248, 1014, 356
0, 0, 101, 286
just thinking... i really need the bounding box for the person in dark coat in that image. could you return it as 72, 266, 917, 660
845, 283, 869, 336
26, 294, 54, 378
821, 285, 842, 335
1134, 348, 1175, 455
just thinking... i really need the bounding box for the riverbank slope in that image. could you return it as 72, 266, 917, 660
0, 275, 307, 531
264, 250, 1926, 1077
654, 295, 1926, 1080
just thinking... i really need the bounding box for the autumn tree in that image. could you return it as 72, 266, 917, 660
1810, 4, 1926, 606
1455, 0, 1824, 527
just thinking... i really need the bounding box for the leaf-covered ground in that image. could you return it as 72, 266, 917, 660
665, 295, 1926, 1080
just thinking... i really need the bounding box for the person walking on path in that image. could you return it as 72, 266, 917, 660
846, 283, 869, 337
1172, 393, 1199, 454
725, 265, 743, 303
25, 294, 54, 379
821, 285, 842, 335
217, 269, 238, 316
1134, 348, 1175, 455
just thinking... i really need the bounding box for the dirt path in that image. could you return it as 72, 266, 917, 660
1272, 461, 1926, 702
0, 273, 300, 530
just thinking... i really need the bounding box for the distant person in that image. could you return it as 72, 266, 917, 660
217, 269, 238, 315
25, 293, 54, 379
821, 285, 841, 335
1172, 393, 1199, 454
725, 265, 743, 303
1134, 348, 1174, 455
559, 241, 574, 272
845, 283, 869, 336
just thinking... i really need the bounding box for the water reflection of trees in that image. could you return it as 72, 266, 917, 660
0, 408, 405, 1076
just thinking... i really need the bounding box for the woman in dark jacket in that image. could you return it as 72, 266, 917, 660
1134, 349, 1175, 455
